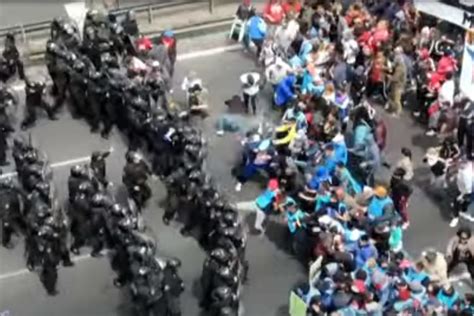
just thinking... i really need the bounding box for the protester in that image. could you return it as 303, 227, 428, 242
390, 167, 413, 229
450, 160, 473, 227
226, 0, 474, 313
396, 147, 414, 181
420, 249, 449, 286
246, 12, 267, 58
240, 71, 261, 115
447, 227, 474, 282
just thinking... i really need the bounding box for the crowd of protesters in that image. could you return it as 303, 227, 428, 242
229, 0, 474, 314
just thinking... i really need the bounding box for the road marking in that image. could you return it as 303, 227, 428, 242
0, 253, 92, 281
235, 200, 257, 213
177, 44, 242, 61
448, 272, 471, 283
0, 147, 114, 179
11, 44, 243, 91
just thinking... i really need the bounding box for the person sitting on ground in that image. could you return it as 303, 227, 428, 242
419, 249, 448, 286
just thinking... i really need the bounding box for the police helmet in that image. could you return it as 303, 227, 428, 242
219, 307, 237, 316
36, 204, 51, 218
70, 165, 85, 177
35, 181, 50, 195
73, 60, 85, 72
212, 286, 232, 301
126, 151, 142, 164
166, 258, 182, 269
38, 224, 54, 237
210, 248, 228, 263
223, 211, 238, 227
46, 41, 58, 53
78, 181, 93, 194
110, 203, 126, 216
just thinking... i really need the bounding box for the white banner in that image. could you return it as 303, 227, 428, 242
460, 30, 474, 99
64, 1, 87, 39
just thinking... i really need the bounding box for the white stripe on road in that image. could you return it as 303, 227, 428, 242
448, 272, 472, 283
0, 147, 115, 179
11, 44, 244, 91
235, 200, 257, 213
0, 253, 93, 281
177, 44, 242, 61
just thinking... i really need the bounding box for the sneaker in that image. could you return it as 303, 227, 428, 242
449, 217, 459, 227
402, 222, 410, 230
235, 182, 242, 192
413, 111, 420, 117
216, 130, 224, 136
425, 130, 436, 137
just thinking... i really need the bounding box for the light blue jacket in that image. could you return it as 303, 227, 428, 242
247, 16, 266, 40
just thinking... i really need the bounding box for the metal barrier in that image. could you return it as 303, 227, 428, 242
0, 0, 206, 38
0, 0, 217, 63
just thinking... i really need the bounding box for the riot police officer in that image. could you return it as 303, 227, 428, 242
86, 70, 106, 133
90, 150, 111, 188
89, 190, 110, 257
162, 258, 185, 316
0, 119, 13, 166
208, 286, 239, 316
21, 78, 57, 130
0, 84, 16, 165
2, 32, 25, 80
37, 223, 61, 295
200, 248, 231, 309
67, 58, 89, 118
68, 172, 95, 255
0, 178, 23, 248
122, 151, 152, 209
162, 167, 187, 225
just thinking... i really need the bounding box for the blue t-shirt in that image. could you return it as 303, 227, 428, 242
256, 189, 276, 211
287, 209, 306, 233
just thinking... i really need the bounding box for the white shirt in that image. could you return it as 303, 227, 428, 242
438, 79, 455, 106
181, 77, 202, 91
457, 163, 473, 196
274, 19, 299, 51
265, 58, 291, 85
343, 39, 359, 65
396, 156, 414, 181
240, 72, 260, 96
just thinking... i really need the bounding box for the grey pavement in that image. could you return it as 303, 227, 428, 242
0, 33, 473, 316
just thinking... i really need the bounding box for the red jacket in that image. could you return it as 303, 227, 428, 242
282, 1, 301, 15
136, 36, 153, 52
375, 119, 387, 151
263, 2, 284, 25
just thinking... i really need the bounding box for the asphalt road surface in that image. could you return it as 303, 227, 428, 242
0, 32, 473, 316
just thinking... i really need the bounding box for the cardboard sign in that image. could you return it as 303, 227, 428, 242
289, 291, 307, 316
64, 1, 87, 39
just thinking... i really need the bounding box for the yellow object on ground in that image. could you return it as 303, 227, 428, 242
273, 123, 297, 146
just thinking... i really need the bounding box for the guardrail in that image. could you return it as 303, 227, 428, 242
0, 0, 206, 38
0, 0, 225, 64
